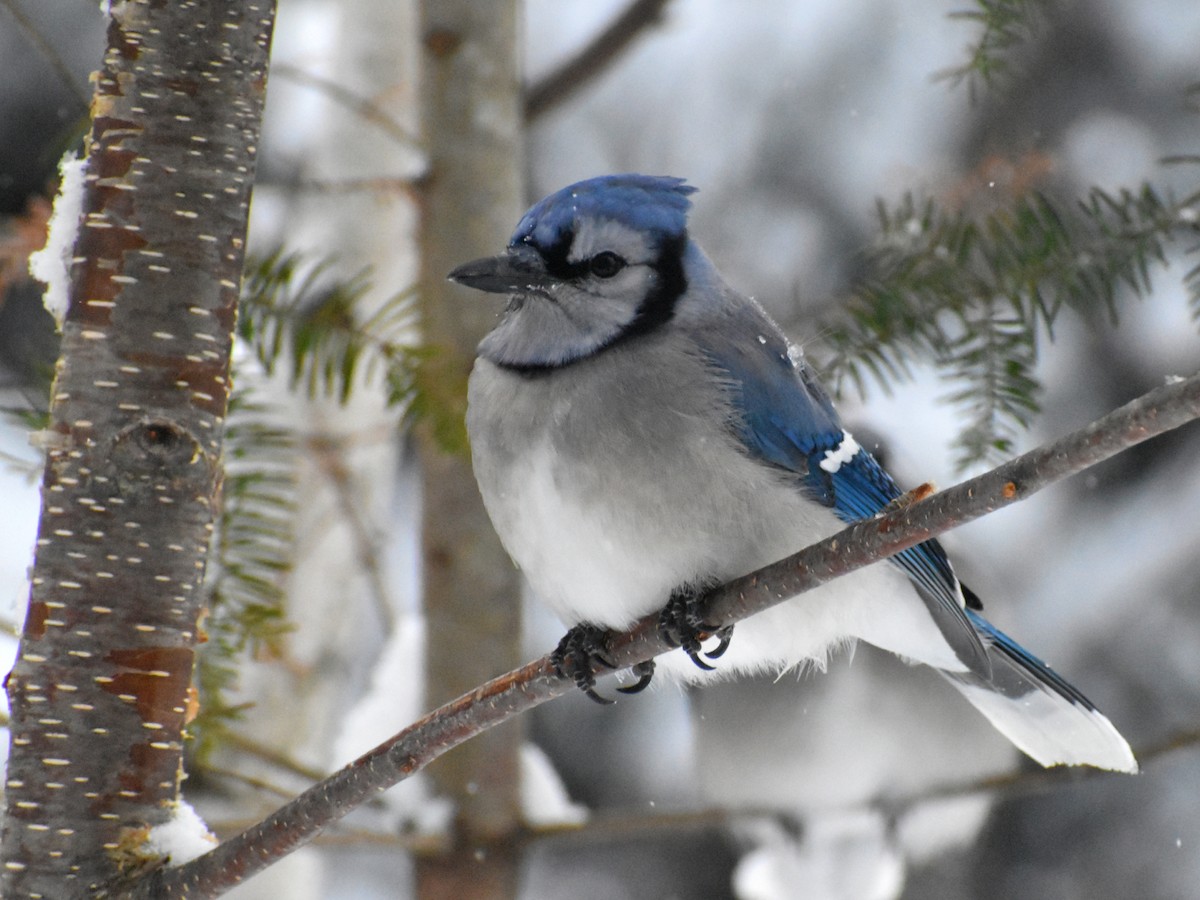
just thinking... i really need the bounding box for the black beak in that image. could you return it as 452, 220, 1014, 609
447, 246, 554, 295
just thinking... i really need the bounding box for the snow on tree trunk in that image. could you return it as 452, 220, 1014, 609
0, 1, 275, 895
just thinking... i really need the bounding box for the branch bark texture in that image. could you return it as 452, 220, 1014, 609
134, 371, 1200, 898
0, 2, 274, 896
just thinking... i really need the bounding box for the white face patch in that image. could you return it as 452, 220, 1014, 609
567, 216, 656, 266
818, 431, 861, 474
478, 220, 664, 368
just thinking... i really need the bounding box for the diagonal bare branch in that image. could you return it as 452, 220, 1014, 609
272, 62, 422, 151
0, 0, 91, 109
123, 369, 1200, 898
524, 0, 675, 120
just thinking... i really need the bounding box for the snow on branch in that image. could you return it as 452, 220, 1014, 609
124, 369, 1200, 899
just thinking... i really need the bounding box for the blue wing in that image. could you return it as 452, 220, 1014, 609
695, 311, 990, 678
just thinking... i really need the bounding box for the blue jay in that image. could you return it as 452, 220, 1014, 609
450, 174, 1136, 772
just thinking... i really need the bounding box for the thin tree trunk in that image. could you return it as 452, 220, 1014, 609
0, 2, 274, 896
415, 1, 525, 897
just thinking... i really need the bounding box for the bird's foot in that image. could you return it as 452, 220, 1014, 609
552, 627, 659, 702
552, 624, 619, 705
658, 586, 733, 671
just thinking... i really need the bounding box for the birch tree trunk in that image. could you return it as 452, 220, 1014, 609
415, 2, 525, 897
0, 2, 274, 896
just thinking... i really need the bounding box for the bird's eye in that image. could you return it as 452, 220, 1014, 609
588, 251, 626, 279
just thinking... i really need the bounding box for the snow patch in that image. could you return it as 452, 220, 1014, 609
896, 794, 994, 864
331, 615, 455, 836
28, 152, 87, 327
520, 743, 588, 827
733, 812, 905, 900
144, 799, 217, 866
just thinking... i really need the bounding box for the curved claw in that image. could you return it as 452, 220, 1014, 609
702, 626, 734, 661
581, 683, 616, 705
659, 584, 733, 672
616, 660, 656, 694
684, 643, 717, 671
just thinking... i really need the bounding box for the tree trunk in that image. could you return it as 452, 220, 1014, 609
0, 2, 274, 896
415, 1, 525, 897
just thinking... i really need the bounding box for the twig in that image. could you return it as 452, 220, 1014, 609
205, 730, 394, 815
0, 0, 90, 110
273, 63, 422, 150
257, 175, 423, 196
521, 721, 1200, 847
220, 730, 330, 784
201, 765, 302, 802
878, 725, 1200, 819
524, 0, 675, 120
204, 816, 445, 853
309, 435, 397, 634
123, 371, 1200, 898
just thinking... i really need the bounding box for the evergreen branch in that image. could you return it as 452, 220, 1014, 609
823, 182, 1200, 467
196, 254, 423, 748
1187, 247, 1200, 322
123, 370, 1200, 899
191, 251, 431, 749
936, 0, 1053, 97
238, 251, 419, 408
237, 251, 467, 454
193, 391, 299, 756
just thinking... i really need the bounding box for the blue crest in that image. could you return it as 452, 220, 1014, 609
510, 174, 697, 251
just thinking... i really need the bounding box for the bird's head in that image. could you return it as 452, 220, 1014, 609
449, 174, 697, 370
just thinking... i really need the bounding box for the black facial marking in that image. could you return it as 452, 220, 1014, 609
498, 230, 689, 377
614, 231, 687, 344
535, 231, 586, 281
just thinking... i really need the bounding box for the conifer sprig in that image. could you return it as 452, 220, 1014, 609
823, 182, 1200, 467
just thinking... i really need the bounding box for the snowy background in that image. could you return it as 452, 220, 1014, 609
2, 0, 1200, 897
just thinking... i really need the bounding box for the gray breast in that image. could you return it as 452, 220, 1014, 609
465, 334, 828, 628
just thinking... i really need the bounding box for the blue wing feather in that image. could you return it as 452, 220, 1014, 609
964, 608, 1095, 708
696, 312, 990, 677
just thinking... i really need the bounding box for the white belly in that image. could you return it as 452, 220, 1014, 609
467, 355, 962, 680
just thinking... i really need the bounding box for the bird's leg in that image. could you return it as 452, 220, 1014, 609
551, 623, 620, 705
658, 581, 733, 671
